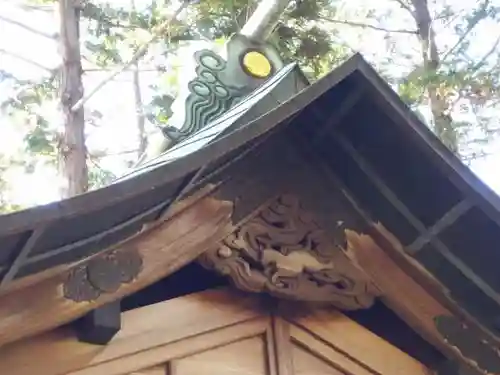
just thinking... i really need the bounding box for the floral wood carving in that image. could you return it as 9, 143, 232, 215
199, 194, 379, 310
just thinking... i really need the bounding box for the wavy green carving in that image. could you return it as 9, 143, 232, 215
162, 49, 245, 144
159, 34, 284, 149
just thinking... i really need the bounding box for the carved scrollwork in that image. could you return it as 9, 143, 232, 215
199, 195, 379, 310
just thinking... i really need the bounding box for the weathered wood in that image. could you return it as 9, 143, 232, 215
0, 288, 264, 375
287, 127, 482, 371
211, 134, 301, 224
0, 288, 430, 375
0, 190, 234, 348
200, 194, 379, 309
289, 124, 500, 358
290, 310, 430, 375
345, 227, 486, 375
63, 247, 143, 302
434, 315, 500, 375
0, 133, 303, 348
332, 131, 500, 310
434, 359, 478, 375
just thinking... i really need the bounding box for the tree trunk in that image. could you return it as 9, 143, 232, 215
240, 0, 290, 41
410, 0, 458, 154
58, 0, 88, 198
131, 0, 147, 159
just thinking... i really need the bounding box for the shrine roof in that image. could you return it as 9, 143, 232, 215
0, 53, 499, 346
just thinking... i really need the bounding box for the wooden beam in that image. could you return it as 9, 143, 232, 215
333, 132, 429, 233
433, 359, 479, 375
74, 302, 121, 345
407, 200, 473, 254
332, 132, 500, 308
263, 128, 497, 374
290, 129, 500, 372
0, 226, 46, 285
311, 87, 364, 144
0, 134, 298, 348
0, 189, 234, 348
0, 288, 262, 375
345, 227, 488, 375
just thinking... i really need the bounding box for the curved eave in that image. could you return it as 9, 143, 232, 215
0, 62, 304, 283
352, 56, 500, 222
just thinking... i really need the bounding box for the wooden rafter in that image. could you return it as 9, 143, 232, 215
407, 200, 473, 254
310, 87, 365, 144
345, 227, 485, 374
0, 187, 234, 348
0, 227, 46, 285
330, 131, 500, 308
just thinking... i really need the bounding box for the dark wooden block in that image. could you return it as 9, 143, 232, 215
74, 301, 121, 345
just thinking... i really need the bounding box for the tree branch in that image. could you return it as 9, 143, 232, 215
442, 0, 490, 62
448, 33, 500, 114
87, 154, 116, 178
15, 3, 53, 13
392, 0, 415, 17
0, 48, 53, 72
319, 16, 418, 34
438, 6, 468, 29
70, 1, 189, 113
471, 33, 500, 73
83, 67, 160, 72
0, 14, 56, 39
90, 149, 140, 158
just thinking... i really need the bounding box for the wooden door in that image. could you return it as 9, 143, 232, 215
0, 288, 431, 375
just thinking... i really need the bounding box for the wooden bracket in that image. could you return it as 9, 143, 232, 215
199, 194, 379, 310
74, 301, 121, 345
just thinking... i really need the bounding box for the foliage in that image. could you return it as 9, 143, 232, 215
1, 0, 500, 209
88, 163, 116, 190
393, 0, 500, 159
1, 75, 58, 163
0, 156, 23, 213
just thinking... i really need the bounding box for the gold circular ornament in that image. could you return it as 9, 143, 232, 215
242, 51, 272, 78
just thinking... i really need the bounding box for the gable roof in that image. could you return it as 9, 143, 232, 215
0, 53, 499, 349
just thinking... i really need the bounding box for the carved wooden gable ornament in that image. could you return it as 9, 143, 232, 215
200, 194, 380, 310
